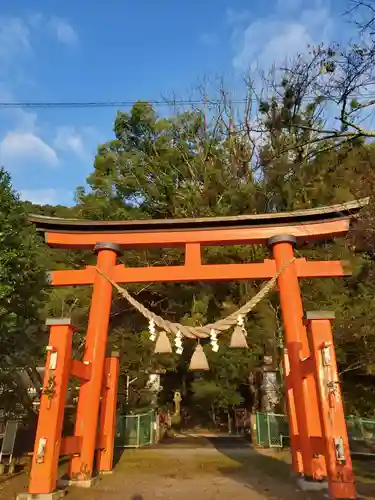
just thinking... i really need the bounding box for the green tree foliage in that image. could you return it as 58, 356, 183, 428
191, 380, 243, 424
77, 101, 257, 219
0, 168, 47, 363
257, 75, 375, 413
190, 342, 257, 422
70, 96, 375, 416
0, 168, 50, 415
72, 101, 273, 414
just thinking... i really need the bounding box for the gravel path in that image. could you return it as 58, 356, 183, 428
1, 436, 373, 500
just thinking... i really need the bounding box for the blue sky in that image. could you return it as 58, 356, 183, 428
0, 0, 350, 206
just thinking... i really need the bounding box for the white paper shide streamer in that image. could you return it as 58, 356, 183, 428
149, 319, 156, 341
174, 330, 184, 355
210, 328, 219, 352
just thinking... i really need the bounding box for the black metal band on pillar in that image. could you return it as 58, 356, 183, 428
267, 234, 297, 248
94, 242, 122, 255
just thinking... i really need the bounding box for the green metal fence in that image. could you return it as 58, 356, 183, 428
346, 416, 375, 454
256, 412, 375, 452
256, 412, 289, 448
116, 410, 155, 448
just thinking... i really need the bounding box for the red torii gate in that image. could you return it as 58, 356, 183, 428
20, 199, 366, 500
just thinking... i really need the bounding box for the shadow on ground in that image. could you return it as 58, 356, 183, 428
153, 435, 321, 500
205, 436, 375, 500
205, 437, 321, 500
113, 446, 125, 468
4, 436, 374, 500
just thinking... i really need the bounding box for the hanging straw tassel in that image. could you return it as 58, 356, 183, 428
189, 344, 209, 371
230, 325, 248, 348
154, 331, 173, 354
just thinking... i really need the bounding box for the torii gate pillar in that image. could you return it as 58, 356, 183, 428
306, 311, 356, 499
69, 242, 121, 483
268, 235, 326, 480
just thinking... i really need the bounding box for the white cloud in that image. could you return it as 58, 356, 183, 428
0, 131, 58, 167
0, 86, 30, 126
54, 126, 86, 159
19, 188, 73, 206
231, 2, 333, 71
0, 88, 39, 131
0, 17, 31, 62
0, 14, 80, 173
49, 17, 78, 46
0, 13, 78, 66
54, 126, 98, 161
234, 21, 314, 70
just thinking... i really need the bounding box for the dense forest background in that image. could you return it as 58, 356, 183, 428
2, 0, 375, 425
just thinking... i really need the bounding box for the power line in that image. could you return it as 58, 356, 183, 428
1, 91, 375, 109
1, 93, 375, 109
0, 99, 233, 109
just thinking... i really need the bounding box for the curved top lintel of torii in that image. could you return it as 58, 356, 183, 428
28, 197, 369, 249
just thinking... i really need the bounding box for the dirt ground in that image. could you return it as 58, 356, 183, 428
2, 436, 375, 500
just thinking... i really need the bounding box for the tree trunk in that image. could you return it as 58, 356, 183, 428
227, 411, 232, 434
210, 403, 216, 427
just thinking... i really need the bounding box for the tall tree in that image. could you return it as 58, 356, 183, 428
75, 101, 275, 413
0, 168, 48, 415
